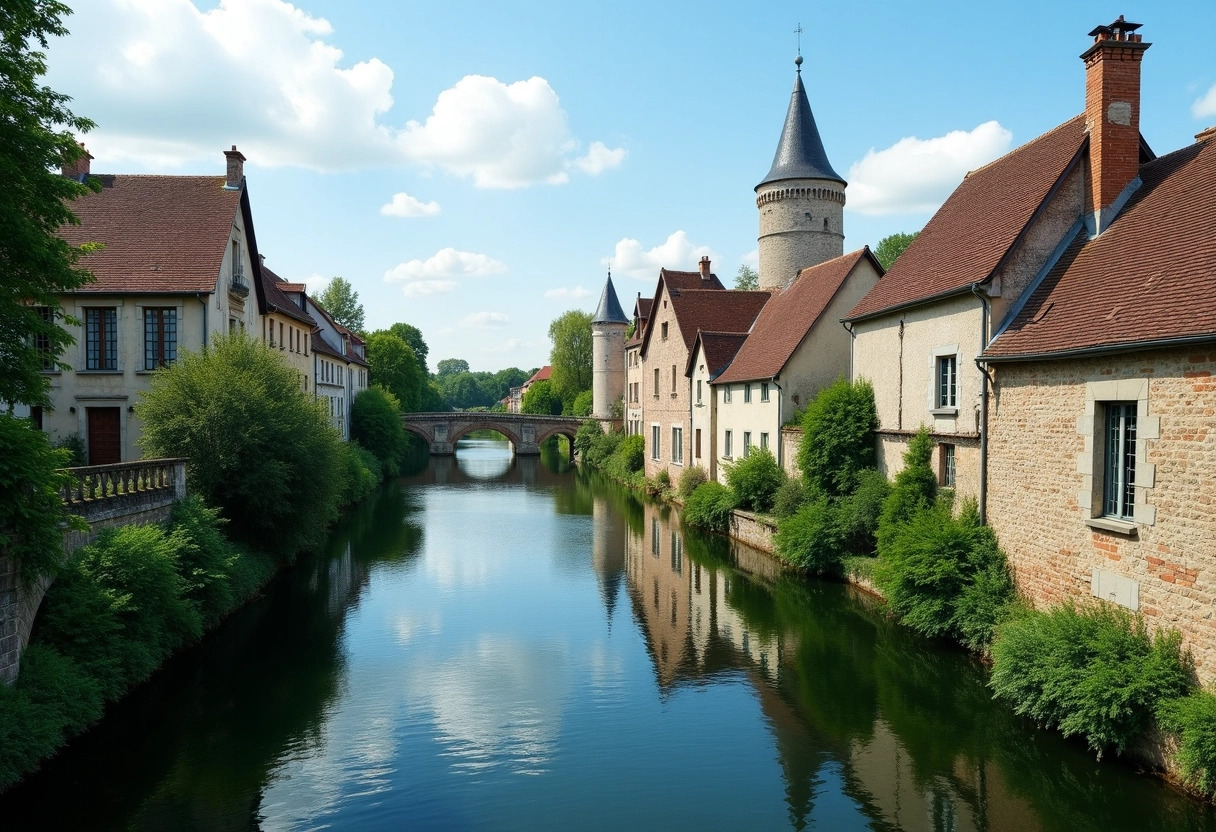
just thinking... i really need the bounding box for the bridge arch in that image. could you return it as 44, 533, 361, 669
400, 412, 584, 459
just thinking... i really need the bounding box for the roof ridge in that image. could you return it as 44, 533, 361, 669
965, 114, 1084, 180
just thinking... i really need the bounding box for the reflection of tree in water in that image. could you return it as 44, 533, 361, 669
0, 481, 429, 830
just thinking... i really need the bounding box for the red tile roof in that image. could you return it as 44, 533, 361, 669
59, 175, 242, 293
260, 265, 316, 326
846, 116, 1088, 321
657, 268, 724, 293
279, 282, 307, 292
717, 248, 880, 383
985, 137, 1216, 360
668, 289, 770, 351
525, 365, 552, 385
687, 332, 750, 379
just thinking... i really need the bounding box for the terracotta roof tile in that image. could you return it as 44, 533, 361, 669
279, 282, 307, 292
689, 332, 750, 379
259, 265, 316, 326
669, 289, 770, 351
985, 138, 1216, 359
525, 365, 552, 384
59, 175, 242, 293
846, 116, 1088, 321
658, 268, 724, 292
718, 248, 878, 383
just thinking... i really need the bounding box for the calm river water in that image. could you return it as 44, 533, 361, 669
2, 439, 1213, 830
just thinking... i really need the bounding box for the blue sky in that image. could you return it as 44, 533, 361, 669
47, 1, 1216, 372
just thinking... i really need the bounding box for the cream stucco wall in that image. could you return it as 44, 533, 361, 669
689, 345, 715, 479
625, 343, 643, 437
712, 382, 780, 483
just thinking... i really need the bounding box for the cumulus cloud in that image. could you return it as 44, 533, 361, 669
846, 121, 1014, 216
302, 273, 332, 294
604, 231, 719, 281
380, 192, 441, 217
461, 312, 510, 329
543, 287, 592, 300
49, 0, 624, 185
384, 247, 506, 297
1194, 82, 1216, 119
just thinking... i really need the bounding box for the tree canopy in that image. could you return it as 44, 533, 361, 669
874, 232, 919, 270
735, 264, 759, 290
365, 331, 426, 412
0, 0, 97, 407
436, 358, 469, 378
547, 310, 593, 406
387, 322, 428, 371
520, 379, 560, 415
317, 277, 364, 333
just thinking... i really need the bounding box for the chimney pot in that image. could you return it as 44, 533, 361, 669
698, 256, 711, 279
1196, 125, 1216, 144
61, 142, 92, 182
224, 145, 247, 189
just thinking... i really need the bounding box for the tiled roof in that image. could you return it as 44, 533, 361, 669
259, 265, 316, 326
845, 116, 1088, 321
669, 289, 770, 351
635, 297, 653, 319
279, 282, 307, 292
688, 332, 750, 379
525, 365, 552, 385
717, 248, 878, 383
658, 268, 724, 292
985, 137, 1216, 360
59, 175, 242, 293
311, 331, 345, 360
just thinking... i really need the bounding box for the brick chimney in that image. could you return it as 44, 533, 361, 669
698, 256, 711, 280
61, 143, 92, 182
223, 145, 246, 189
1082, 15, 1150, 234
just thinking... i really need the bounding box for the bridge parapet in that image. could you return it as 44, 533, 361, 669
401, 412, 582, 457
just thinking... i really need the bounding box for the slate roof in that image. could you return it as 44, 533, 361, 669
260, 264, 316, 327
985, 136, 1216, 360
592, 274, 629, 324
687, 332, 750, 379
717, 248, 880, 383
757, 68, 844, 188
59, 175, 243, 293
845, 116, 1089, 322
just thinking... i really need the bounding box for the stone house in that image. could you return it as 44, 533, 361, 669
43, 147, 267, 463
711, 248, 882, 481
638, 258, 768, 481
624, 295, 653, 436
257, 264, 318, 394
687, 332, 748, 480
302, 290, 370, 441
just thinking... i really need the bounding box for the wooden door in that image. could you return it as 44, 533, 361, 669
87, 407, 121, 465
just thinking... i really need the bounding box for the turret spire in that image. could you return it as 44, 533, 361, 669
756, 57, 844, 188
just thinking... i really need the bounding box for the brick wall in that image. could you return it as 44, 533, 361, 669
988, 347, 1216, 681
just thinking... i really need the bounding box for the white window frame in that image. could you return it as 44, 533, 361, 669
761, 382, 770, 402
743, 431, 752, 457
651, 423, 661, 461
744, 383, 752, 403
760, 432, 769, 451
723, 385, 732, 404
671, 425, 684, 465
724, 429, 733, 459
929, 344, 960, 415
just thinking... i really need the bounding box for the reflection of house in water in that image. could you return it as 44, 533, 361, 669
591, 495, 626, 627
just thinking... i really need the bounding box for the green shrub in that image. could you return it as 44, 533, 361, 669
138, 334, 345, 556
797, 377, 879, 497
574, 419, 603, 457
677, 465, 708, 498
168, 496, 238, 627
572, 390, 593, 417
774, 495, 845, 573
877, 427, 938, 556
836, 468, 890, 555
50, 431, 86, 467
772, 477, 806, 519
0, 413, 86, 584
521, 379, 560, 415
351, 385, 406, 478
617, 434, 645, 473
990, 603, 1191, 757
682, 481, 737, 533
585, 429, 622, 468
724, 447, 785, 513
645, 469, 672, 498
341, 442, 379, 505
1159, 690, 1216, 796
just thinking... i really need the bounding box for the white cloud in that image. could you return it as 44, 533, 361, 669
572, 141, 627, 175
461, 312, 510, 329
1194, 82, 1216, 119
384, 247, 507, 297
380, 192, 441, 217
543, 287, 592, 300
302, 273, 331, 294
603, 231, 719, 281
49, 1, 623, 185
486, 338, 524, 353
740, 249, 759, 269
846, 121, 1014, 216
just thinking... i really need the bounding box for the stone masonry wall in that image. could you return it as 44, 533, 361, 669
988, 347, 1216, 681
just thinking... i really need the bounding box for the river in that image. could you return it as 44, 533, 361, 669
1, 439, 1212, 830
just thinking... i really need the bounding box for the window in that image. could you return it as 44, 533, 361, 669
940, 443, 956, 487
724, 429, 733, 458
760, 432, 769, 451
34, 306, 55, 370
279, 322, 285, 349
671, 365, 677, 394
937, 354, 958, 408
723, 386, 732, 404
671, 426, 683, 464
743, 431, 752, 457
761, 382, 770, 402
696, 379, 702, 404
695, 429, 701, 459
653, 368, 660, 398
1104, 403, 1137, 520
84, 307, 117, 370
661, 322, 668, 341
144, 308, 177, 369
744, 383, 752, 403
651, 424, 661, 460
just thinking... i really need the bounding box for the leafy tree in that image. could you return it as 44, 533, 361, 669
387, 322, 428, 371
440, 372, 487, 410
724, 447, 785, 513
572, 389, 593, 417
874, 231, 919, 270
436, 358, 469, 378
735, 264, 759, 290
137, 335, 344, 557
0, 1, 97, 407
521, 379, 560, 415
876, 427, 938, 555
317, 277, 364, 333
365, 331, 425, 412
798, 378, 879, 498
548, 309, 593, 402
350, 386, 406, 478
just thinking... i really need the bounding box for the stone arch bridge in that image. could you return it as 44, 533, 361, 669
401, 412, 583, 457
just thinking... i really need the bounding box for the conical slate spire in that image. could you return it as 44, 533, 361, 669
592, 272, 628, 324
756, 61, 844, 188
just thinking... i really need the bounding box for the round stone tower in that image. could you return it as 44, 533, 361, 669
591, 272, 628, 421
756, 55, 847, 290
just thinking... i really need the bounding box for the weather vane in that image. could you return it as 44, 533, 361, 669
795, 23, 804, 70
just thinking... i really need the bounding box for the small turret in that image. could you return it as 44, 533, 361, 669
591, 272, 628, 421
